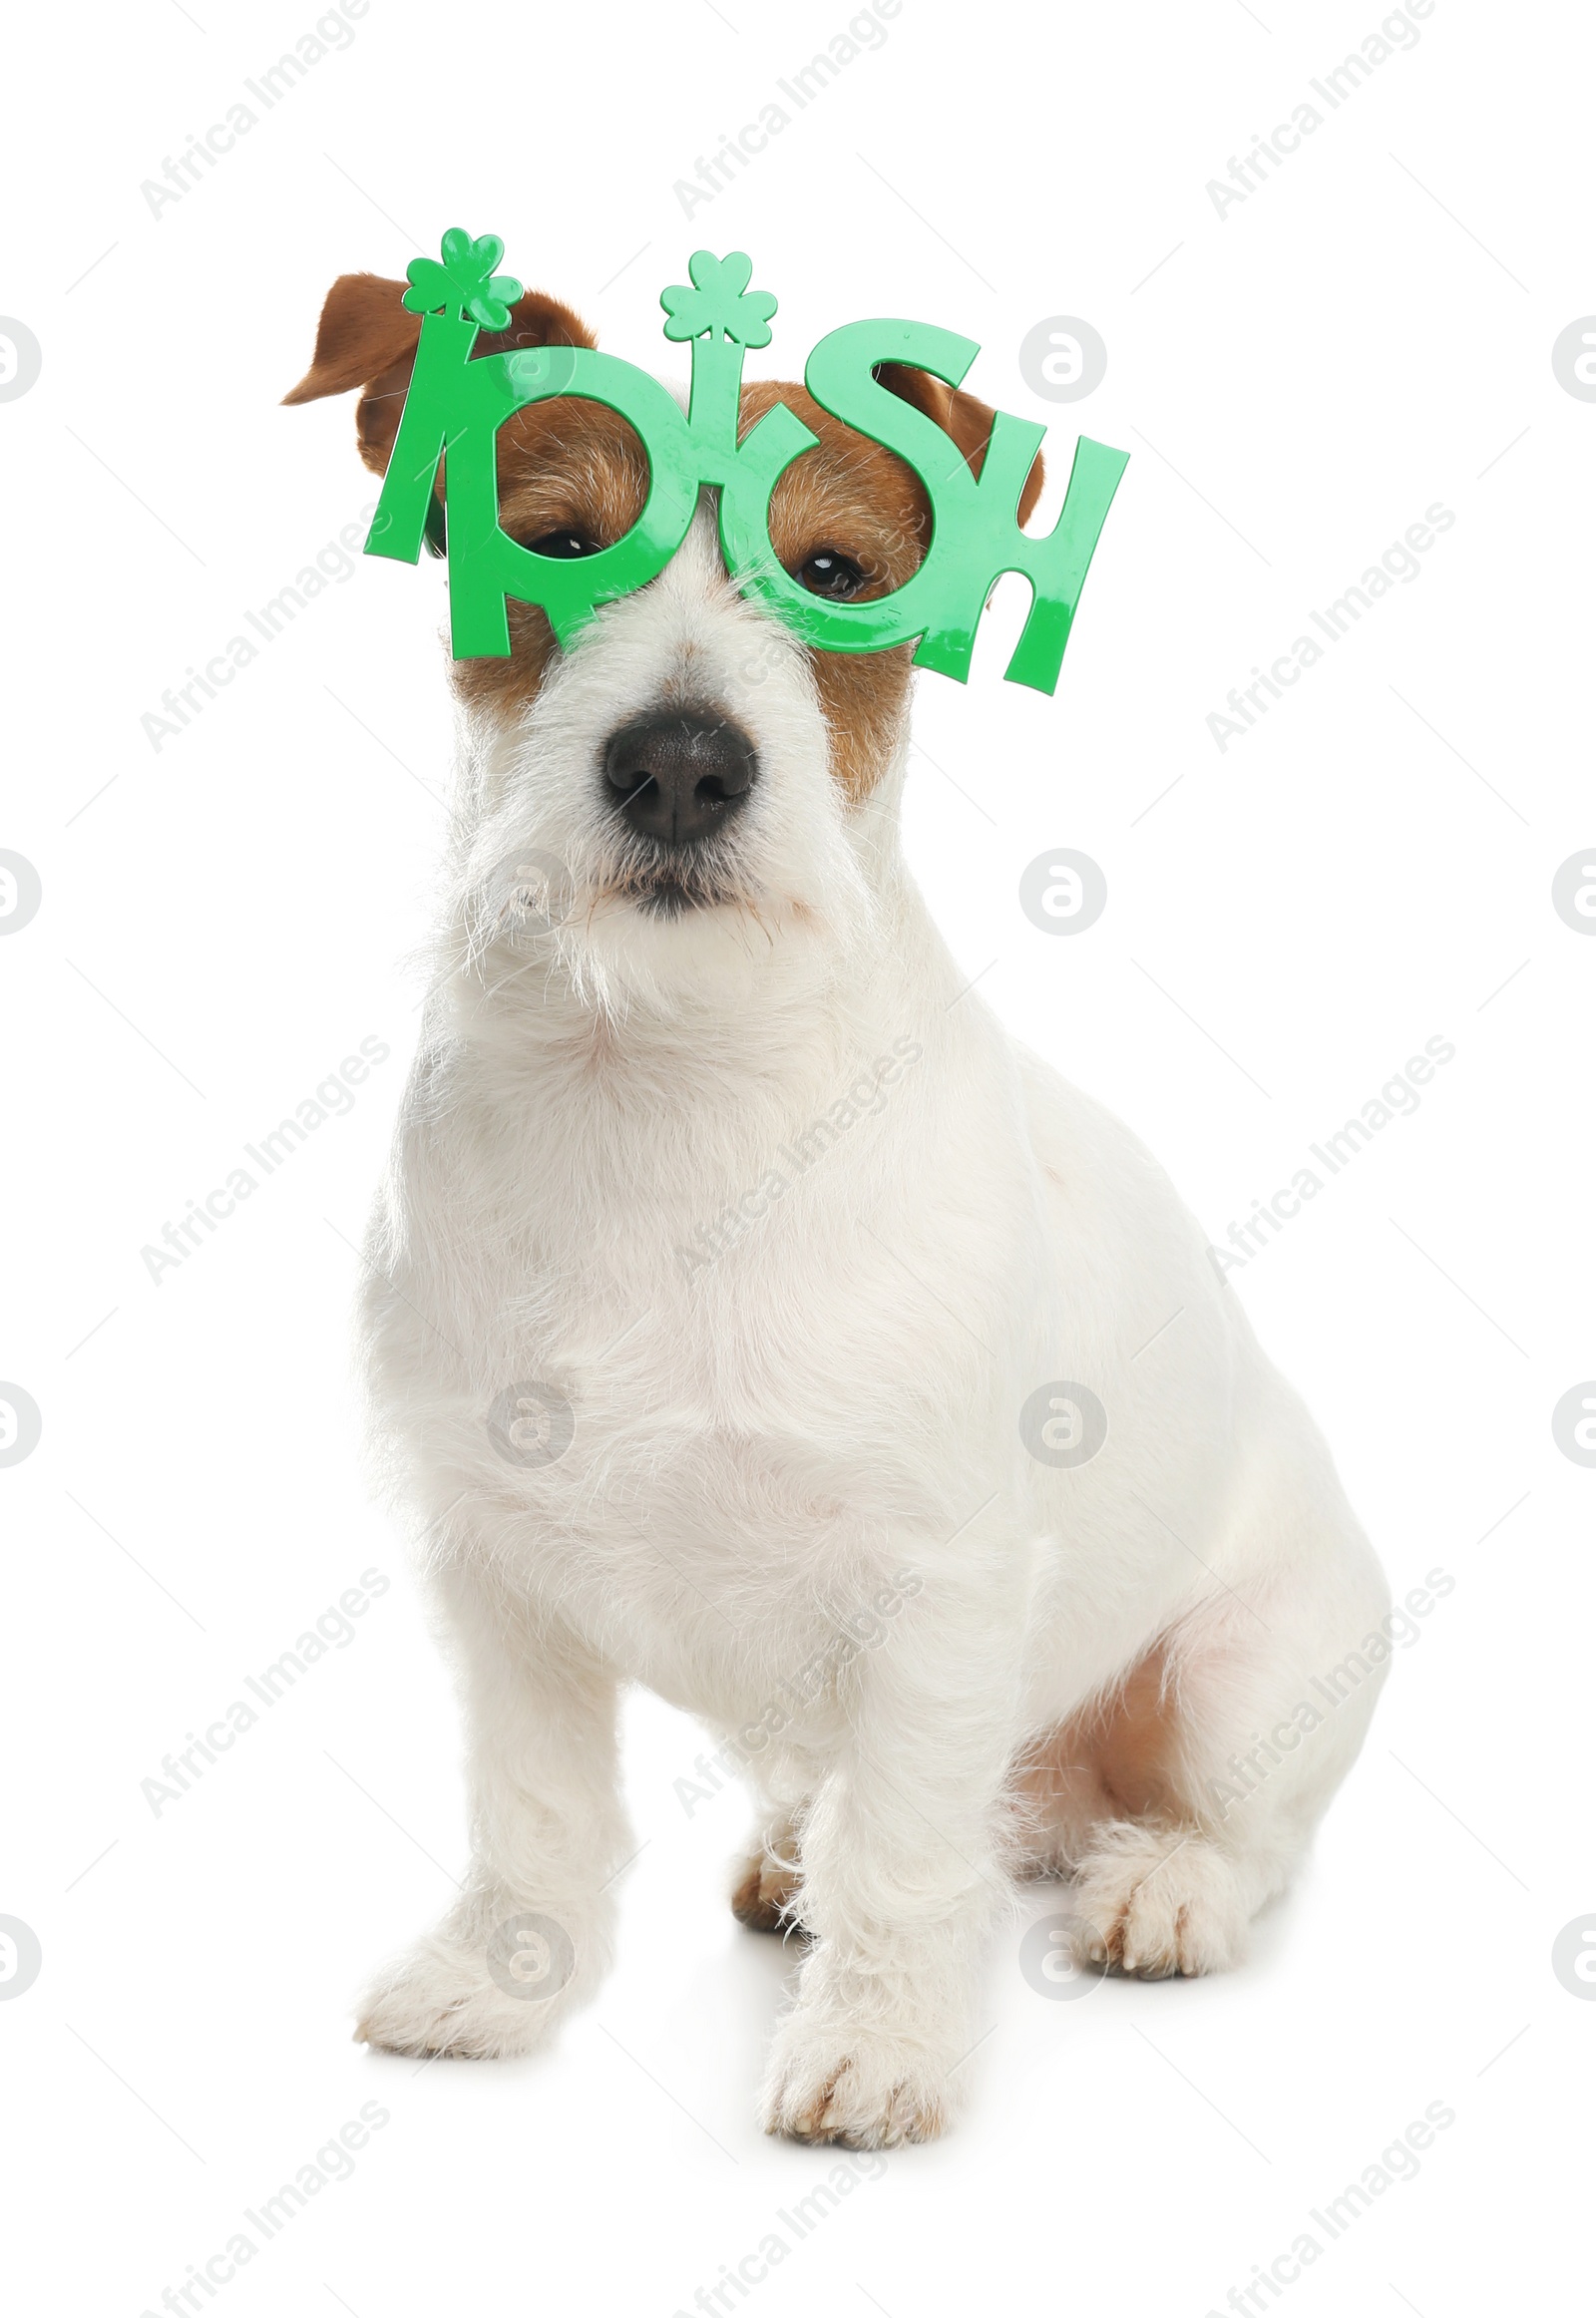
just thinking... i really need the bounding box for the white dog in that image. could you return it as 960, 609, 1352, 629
287, 268, 1391, 2147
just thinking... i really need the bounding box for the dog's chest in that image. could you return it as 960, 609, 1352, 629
381, 1024, 1032, 1683
451, 1246, 936, 1703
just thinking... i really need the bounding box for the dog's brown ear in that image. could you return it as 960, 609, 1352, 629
283, 273, 598, 475
876, 363, 1046, 528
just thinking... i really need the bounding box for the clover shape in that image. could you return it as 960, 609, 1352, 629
403, 227, 524, 330
660, 250, 777, 348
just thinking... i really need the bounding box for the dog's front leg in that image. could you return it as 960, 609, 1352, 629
356, 1554, 628, 2060
760, 1562, 1021, 2147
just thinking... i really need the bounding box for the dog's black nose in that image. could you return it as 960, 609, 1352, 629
603, 711, 757, 846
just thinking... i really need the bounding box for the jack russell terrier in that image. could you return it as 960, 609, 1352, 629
286, 265, 1390, 2147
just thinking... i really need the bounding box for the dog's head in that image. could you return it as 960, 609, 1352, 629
286, 269, 1041, 1012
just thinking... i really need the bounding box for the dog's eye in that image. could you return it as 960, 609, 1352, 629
525, 529, 599, 559
795, 549, 867, 600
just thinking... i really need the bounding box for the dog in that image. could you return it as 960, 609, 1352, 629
285, 264, 1391, 2147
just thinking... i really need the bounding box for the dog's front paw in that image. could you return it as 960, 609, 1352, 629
355, 1911, 584, 2059
760, 2016, 955, 2147
1069, 1823, 1247, 1978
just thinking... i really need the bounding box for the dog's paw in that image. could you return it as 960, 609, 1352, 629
730, 1842, 802, 1934
355, 1930, 566, 2061
760, 2018, 954, 2147
1069, 1824, 1248, 1978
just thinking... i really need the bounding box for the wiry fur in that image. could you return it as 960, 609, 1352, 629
298, 285, 1391, 2146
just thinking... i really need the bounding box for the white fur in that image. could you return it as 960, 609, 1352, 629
353, 512, 1390, 2144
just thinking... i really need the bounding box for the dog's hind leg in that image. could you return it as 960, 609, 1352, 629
730, 1804, 805, 1934
1011, 1649, 1167, 1878
1054, 1483, 1391, 1978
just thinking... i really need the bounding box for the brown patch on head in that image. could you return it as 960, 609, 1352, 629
283, 270, 597, 469
736, 373, 1044, 803
738, 379, 925, 804
286, 275, 1044, 794
285, 272, 643, 720
455, 398, 650, 723
874, 360, 1047, 531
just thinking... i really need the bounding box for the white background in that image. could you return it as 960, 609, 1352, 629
2, 0, 1591, 2310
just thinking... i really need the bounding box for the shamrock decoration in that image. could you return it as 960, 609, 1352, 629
659, 249, 777, 348
402, 227, 524, 330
